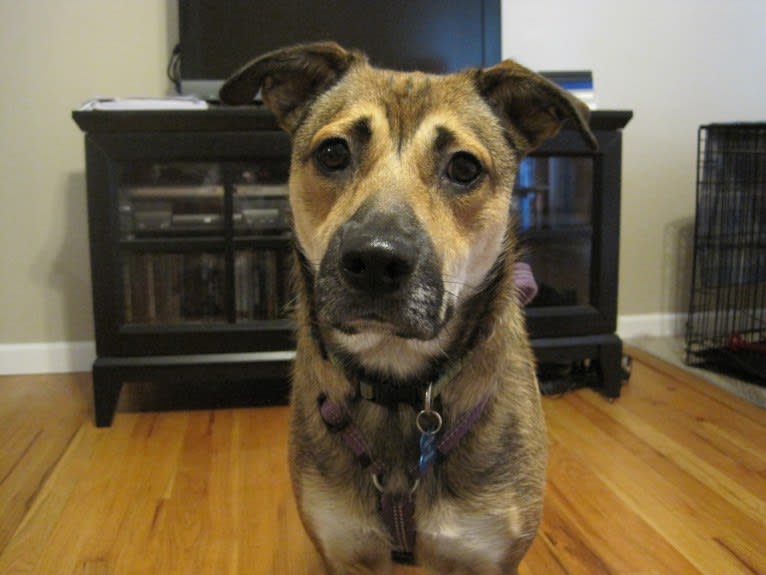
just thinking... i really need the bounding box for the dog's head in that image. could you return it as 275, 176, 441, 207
221, 43, 595, 378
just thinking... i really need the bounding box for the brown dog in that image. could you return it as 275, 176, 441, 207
221, 42, 595, 575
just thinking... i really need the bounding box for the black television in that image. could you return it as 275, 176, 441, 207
177, 0, 501, 100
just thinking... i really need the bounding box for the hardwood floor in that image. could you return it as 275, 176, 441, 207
0, 350, 764, 574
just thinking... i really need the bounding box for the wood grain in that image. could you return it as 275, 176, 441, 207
0, 352, 764, 574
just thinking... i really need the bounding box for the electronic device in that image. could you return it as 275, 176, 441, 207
176, 0, 501, 100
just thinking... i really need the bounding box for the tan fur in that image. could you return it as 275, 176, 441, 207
221, 42, 595, 575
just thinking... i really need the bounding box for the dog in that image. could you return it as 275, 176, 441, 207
220, 42, 595, 575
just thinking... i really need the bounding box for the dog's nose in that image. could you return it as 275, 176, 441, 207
340, 238, 415, 294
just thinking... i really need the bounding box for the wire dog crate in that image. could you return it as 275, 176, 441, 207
685, 123, 766, 384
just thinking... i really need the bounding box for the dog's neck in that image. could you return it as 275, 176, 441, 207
322, 345, 450, 407
294, 236, 516, 409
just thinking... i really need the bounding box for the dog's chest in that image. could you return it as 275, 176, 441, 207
300, 466, 518, 567
417, 497, 521, 566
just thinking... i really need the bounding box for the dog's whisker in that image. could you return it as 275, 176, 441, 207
443, 278, 479, 290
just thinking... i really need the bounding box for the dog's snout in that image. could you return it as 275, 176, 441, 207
340, 237, 415, 294
317, 200, 444, 339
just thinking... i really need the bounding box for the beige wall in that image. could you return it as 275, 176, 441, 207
504, 0, 766, 320
0, 0, 764, 345
0, 1, 175, 343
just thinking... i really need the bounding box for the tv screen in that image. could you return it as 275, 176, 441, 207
178, 0, 501, 100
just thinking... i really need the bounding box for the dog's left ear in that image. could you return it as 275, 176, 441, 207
476, 59, 597, 152
219, 42, 365, 133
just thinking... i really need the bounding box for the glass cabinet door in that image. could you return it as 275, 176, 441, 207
118, 162, 227, 326
514, 156, 594, 307
115, 161, 292, 327
231, 160, 292, 322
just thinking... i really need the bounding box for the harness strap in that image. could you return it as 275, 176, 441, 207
317, 393, 490, 564
381, 492, 417, 563
411, 394, 490, 478
318, 394, 387, 477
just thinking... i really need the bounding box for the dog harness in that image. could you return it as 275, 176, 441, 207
317, 370, 490, 564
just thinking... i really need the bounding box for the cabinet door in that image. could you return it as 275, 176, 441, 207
515, 156, 594, 308
86, 131, 295, 356
516, 129, 622, 338
230, 160, 292, 323
118, 162, 227, 326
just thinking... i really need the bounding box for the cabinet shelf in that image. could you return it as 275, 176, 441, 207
120, 237, 226, 252
232, 235, 292, 248
120, 319, 295, 334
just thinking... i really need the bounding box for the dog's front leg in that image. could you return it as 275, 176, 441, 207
297, 475, 393, 575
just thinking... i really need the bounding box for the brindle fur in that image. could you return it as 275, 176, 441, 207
221, 42, 595, 575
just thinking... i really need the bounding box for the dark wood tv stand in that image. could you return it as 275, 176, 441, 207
74, 106, 631, 427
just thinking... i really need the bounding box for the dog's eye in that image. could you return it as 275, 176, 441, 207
446, 152, 483, 186
315, 138, 351, 172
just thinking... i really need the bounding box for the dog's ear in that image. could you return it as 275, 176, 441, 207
219, 42, 365, 133
476, 59, 597, 152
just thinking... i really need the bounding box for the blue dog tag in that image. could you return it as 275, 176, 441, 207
419, 432, 438, 474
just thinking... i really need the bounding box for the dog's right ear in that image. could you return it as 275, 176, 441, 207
219, 42, 365, 133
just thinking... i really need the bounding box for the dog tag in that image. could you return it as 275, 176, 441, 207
419, 432, 438, 474
417, 384, 442, 474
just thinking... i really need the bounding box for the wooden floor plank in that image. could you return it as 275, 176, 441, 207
543, 388, 766, 574
33, 417, 144, 575
628, 364, 766, 458
622, 361, 766, 474
0, 354, 764, 574
582, 365, 766, 522
0, 373, 89, 555
102, 413, 190, 575
537, 436, 701, 575
625, 344, 766, 426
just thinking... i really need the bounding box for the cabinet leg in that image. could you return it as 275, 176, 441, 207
92, 366, 123, 427
598, 340, 623, 399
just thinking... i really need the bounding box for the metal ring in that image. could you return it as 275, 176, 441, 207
371, 473, 420, 496
416, 409, 443, 435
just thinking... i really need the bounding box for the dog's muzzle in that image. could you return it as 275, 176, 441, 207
316, 202, 445, 340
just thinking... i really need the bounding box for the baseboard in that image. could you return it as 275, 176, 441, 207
617, 313, 686, 340
0, 317, 684, 376
0, 341, 96, 376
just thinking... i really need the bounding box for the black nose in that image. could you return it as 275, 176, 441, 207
340, 238, 416, 295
